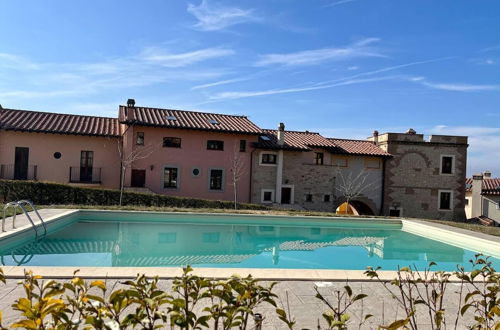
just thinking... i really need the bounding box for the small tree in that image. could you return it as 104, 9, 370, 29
229, 144, 247, 210
117, 139, 160, 206
334, 168, 377, 214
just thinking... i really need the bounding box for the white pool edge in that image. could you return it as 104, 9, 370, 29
401, 219, 500, 259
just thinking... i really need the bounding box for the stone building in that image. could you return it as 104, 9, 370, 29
250, 124, 391, 214
465, 171, 500, 226
369, 129, 468, 221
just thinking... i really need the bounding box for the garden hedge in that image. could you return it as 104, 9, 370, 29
0, 180, 269, 210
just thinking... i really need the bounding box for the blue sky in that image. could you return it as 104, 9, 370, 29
0, 0, 499, 175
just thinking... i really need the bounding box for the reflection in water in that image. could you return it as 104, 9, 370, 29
0, 220, 473, 269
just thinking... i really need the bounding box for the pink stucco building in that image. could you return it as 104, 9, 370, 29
0, 100, 469, 220
0, 100, 261, 204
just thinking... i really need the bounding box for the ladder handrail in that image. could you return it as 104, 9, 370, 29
2, 202, 19, 232
18, 200, 47, 237
1, 201, 46, 239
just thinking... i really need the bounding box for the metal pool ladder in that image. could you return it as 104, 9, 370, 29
2, 200, 47, 239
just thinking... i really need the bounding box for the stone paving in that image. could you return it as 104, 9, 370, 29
1, 208, 73, 235
0, 277, 483, 329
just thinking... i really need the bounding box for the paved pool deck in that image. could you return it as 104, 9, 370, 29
0, 277, 482, 329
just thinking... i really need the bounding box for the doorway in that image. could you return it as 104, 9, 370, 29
131, 169, 146, 187
281, 186, 294, 204
14, 147, 29, 180
80, 151, 94, 182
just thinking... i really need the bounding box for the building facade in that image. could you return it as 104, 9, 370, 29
465, 172, 500, 226
370, 130, 468, 221
250, 125, 390, 214
0, 101, 469, 221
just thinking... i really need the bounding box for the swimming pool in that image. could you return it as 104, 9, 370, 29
1, 211, 499, 271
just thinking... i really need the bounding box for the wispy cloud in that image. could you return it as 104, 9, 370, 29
0, 46, 232, 102
255, 38, 384, 67
479, 44, 500, 53
417, 80, 500, 92
326, 0, 357, 8
0, 53, 41, 70
208, 57, 453, 100
209, 75, 399, 100
187, 0, 256, 31
191, 77, 249, 90
139, 47, 234, 67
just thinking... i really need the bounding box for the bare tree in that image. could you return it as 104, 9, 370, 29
334, 168, 378, 214
229, 144, 247, 210
117, 139, 160, 206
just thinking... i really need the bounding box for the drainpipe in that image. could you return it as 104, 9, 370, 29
248, 146, 256, 203
379, 157, 386, 216
275, 123, 285, 204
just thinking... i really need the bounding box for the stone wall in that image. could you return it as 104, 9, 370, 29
377, 133, 468, 220
251, 148, 384, 213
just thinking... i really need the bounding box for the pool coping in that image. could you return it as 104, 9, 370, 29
1, 209, 499, 281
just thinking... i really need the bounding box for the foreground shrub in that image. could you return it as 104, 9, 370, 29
0, 180, 268, 210
0, 256, 498, 329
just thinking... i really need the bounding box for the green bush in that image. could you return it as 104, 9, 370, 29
0, 256, 498, 329
0, 180, 268, 210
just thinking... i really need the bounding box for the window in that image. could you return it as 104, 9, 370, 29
333, 156, 348, 167
465, 198, 469, 206
440, 155, 454, 174
315, 152, 324, 165
389, 208, 401, 217
209, 169, 224, 190
261, 153, 277, 164
305, 194, 313, 202
192, 168, 200, 177
166, 115, 177, 121
438, 190, 452, 210
208, 119, 219, 125
163, 137, 181, 148
207, 140, 224, 151
497, 201, 500, 210
240, 140, 246, 152
164, 167, 178, 188
53, 152, 61, 159
323, 194, 330, 202
261, 189, 274, 203
365, 158, 381, 169
136, 132, 144, 145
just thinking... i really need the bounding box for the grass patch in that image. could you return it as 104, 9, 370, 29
422, 219, 500, 237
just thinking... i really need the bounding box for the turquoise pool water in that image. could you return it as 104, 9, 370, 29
1, 213, 498, 271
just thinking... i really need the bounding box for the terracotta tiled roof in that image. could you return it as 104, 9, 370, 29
119, 105, 262, 135
328, 138, 392, 157
254, 130, 337, 151
0, 108, 120, 137
465, 177, 500, 195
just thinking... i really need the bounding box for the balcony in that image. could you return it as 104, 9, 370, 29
69, 167, 102, 184
0, 164, 38, 180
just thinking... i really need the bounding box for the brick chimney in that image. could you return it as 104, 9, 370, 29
126, 99, 136, 121
471, 173, 483, 218
372, 130, 379, 144
277, 123, 285, 146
